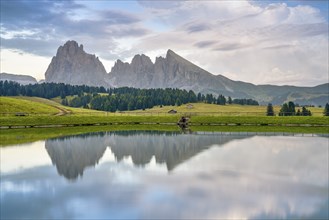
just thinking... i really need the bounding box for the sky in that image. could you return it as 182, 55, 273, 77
0, 0, 328, 86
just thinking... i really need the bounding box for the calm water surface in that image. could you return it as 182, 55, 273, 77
1, 131, 328, 219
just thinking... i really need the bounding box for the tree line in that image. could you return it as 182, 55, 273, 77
0, 80, 260, 112
267, 101, 329, 116
63, 88, 197, 111
0, 80, 106, 99
62, 88, 259, 112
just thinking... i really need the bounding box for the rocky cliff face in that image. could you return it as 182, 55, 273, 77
45, 40, 108, 87
108, 50, 218, 89
109, 54, 154, 88
108, 49, 250, 97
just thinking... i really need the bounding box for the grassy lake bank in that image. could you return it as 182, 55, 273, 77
1, 96, 328, 146
1, 115, 328, 128
1, 124, 328, 147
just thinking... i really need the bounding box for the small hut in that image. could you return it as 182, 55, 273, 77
168, 109, 177, 114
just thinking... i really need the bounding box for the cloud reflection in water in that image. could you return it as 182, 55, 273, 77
0, 131, 328, 219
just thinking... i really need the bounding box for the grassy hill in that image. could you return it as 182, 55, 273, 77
0, 96, 105, 116
0, 97, 60, 115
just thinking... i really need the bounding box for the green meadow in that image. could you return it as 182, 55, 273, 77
0, 96, 328, 142
128, 102, 325, 116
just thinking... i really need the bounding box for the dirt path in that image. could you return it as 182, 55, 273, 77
52, 105, 72, 116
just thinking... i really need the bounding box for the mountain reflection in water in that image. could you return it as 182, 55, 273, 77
45, 131, 246, 180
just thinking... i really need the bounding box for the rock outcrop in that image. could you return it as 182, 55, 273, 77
109, 54, 154, 88
45, 40, 108, 87
0, 72, 37, 85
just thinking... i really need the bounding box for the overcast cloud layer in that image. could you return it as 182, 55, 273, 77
0, 0, 328, 86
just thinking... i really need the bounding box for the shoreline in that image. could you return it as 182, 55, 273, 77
1, 121, 329, 130
1, 123, 328, 147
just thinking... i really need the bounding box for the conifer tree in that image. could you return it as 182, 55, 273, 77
279, 103, 289, 116
302, 107, 308, 116
324, 103, 329, 116
279, 102, 297, 116
296, 109, 301, 116
266, 103, 275, 116
228, 96, 232, 104
288, 101, 296, 116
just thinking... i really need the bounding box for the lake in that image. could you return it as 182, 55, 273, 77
1, 131, 328, 219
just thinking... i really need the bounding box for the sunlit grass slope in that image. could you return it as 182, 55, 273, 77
1, 96, 105, 115
0, 97, 59, 115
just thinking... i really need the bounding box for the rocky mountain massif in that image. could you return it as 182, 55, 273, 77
45, 41, 108, 87
44, 40, 328, 105
0, 73, 37, 85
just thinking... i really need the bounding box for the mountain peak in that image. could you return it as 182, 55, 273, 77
56, 40, 85, 57
64, 40, 79, 47
111, 59, 128, 72
131, 54, 153, 67
166, 49, 176, 57
165, 49, 187, 63
45, 40, 107, 87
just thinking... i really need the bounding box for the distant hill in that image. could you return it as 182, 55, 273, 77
43, 40, 328, 106
0, 72, 37, 85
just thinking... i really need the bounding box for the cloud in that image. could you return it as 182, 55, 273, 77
186, 23, 211, 33
137, 0, 182, 9
0, 0, 150, 59
0, 0, 328, 86
1, 38, 62, 57
213, 43, 248, 51
194, 40, 217, 48
134, 0, 328, 86
0, 0, 84, 30
100, 10, 141, 24
262, 44, 295, 50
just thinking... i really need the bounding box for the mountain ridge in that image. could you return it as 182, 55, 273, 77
0, 72, 37, 85
39, 40, 329, 105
